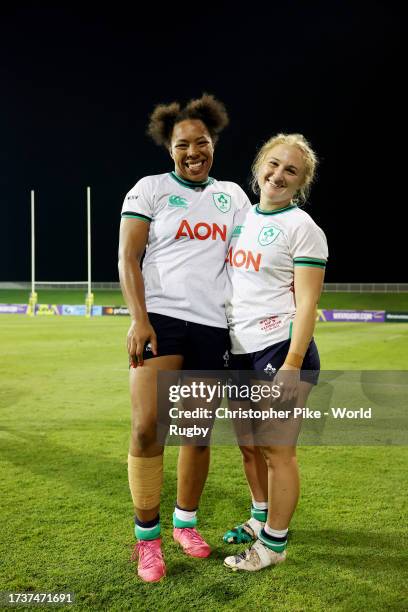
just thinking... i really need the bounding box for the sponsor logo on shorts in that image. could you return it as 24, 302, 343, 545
258, 225, 282, 246
169, 195, 189, 208
212, 193, 231, 213
223, 350, 230, 368
175, 219, 227, 241
264, 363, 276, 376
226, 246, 262, 271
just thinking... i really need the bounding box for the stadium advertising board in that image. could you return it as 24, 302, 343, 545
1, 305, 406, 323
62, 305, 103, 316
0, 304, 28, 314
317, 309, 386, 322
102, 306, 130, 316
34, 304, 63, 316
385, 311, 408, 322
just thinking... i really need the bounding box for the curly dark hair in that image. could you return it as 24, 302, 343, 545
147, 93, 229, 147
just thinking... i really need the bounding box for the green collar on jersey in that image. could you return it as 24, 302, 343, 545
169, 171, 214, 189
255, 203, 298, 216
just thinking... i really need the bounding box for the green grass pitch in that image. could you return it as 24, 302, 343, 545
1, 295, 407, 611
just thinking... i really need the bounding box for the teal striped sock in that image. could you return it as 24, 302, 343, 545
134, 515, 161, 541
258, 527, 288, 553
251, 505, 267, 523
173, 510, 197, 528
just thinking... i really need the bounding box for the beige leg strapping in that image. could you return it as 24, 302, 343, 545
128, 454, 163, 510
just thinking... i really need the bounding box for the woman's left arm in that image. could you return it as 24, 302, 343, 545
277, 266, 325, 401
285, 266, 325, 362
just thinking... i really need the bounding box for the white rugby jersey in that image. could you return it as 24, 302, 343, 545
121, 172, 251, 328
226, 203, 328, 353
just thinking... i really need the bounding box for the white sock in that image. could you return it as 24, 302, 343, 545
247, 517, 264, 533
264, 524, 288, 538
174, 506, 197, 522
252, 499, 268, 510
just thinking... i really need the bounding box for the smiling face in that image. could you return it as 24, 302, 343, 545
170, 119, 214, 182
258, 144, 306, 208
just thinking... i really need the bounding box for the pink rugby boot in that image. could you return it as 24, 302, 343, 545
131, 538, 166, 582
173, 527, 211, 558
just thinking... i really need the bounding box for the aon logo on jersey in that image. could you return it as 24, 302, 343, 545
226, 246, 262, 271
175, 219, 227, 241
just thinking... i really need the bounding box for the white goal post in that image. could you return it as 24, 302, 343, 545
28, 187, 94, 317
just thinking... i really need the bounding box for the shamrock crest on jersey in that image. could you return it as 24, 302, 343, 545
258, 225, 282, 246
213, 192, 231, 213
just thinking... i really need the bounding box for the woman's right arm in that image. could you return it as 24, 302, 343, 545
118, 218, 157, 367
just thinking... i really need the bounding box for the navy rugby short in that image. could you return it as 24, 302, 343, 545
143, 312, 230, 370
231, 338, 320, 385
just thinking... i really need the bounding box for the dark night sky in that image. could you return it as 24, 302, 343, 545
1, 1, 404, 282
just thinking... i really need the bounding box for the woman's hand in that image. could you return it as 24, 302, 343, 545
274, 363, 300, 403
127, 318, 157, 367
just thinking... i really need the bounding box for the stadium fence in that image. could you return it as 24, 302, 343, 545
1, 282, 408, 293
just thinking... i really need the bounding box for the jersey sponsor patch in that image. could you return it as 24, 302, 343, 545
212, 192, 231, 213
258, 225, 282, 246
175, 219, 227, 241
226, 246, 262, 271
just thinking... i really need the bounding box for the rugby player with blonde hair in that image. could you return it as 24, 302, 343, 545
223, 134, 328, 572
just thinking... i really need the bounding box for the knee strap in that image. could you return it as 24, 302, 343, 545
128, 454, 163, 510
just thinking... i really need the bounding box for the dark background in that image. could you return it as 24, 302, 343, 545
1, 1, 403, 282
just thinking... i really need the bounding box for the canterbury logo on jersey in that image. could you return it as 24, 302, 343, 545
175, 220, 227, 241
226, 246, 262, 271
232, 225, 244, 237
169, 195, 189, 208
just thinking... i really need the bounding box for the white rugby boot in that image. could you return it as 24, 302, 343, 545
224, 539, 286, 572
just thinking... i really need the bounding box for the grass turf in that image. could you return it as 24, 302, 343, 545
1, 316, 408, 611
1, 289, 408, 310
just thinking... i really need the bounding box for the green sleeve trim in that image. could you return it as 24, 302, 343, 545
121, 212, 151, 223
294, 256, 326, 263
294, 262, 326, 268
294, 257, 326, 269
